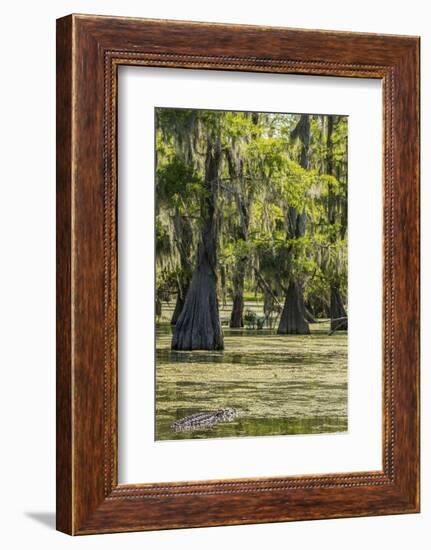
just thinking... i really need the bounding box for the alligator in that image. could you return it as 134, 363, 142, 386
171, 408, 239, 432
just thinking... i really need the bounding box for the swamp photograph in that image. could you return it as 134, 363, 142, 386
155, 107, 348, 441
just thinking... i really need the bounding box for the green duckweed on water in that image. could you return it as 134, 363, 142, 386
155, 320, 348, 441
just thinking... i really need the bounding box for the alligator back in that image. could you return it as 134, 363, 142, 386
171, 408, 239, 432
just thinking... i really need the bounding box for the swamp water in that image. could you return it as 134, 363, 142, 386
155, 321, 348, 441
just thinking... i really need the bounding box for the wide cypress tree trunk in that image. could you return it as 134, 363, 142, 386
172, 256, 224, 350
330, 286, 348, 331
277, 281, 310, 335
172, 143, 224, 351
277, 206, 310, 335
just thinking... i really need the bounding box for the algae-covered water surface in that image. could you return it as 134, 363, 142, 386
155, 321, 348, 441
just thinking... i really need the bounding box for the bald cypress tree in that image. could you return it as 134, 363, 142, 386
277, 114, 311, 335
172, 137, 224, 350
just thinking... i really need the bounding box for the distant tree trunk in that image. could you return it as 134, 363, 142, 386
229, 260, 246, 328
263, 290, 274, 328
170, 208, 193, 325
330, 286, 348, 331
220, 264, 227, 307
277, 281, 310, 335
225, 148, 251, 329
170, 282, 189, 325
172, 141, 224, 351
230, 295, 244, 328
155, 296, 162, 319
326, 116, 348, 332
304, 307, 316, 323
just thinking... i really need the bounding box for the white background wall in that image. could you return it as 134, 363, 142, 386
0, 0, 427, 548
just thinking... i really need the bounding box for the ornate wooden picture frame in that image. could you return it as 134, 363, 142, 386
56, 14, 420, 535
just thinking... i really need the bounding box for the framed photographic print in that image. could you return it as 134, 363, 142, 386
56, 14, 420, 535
